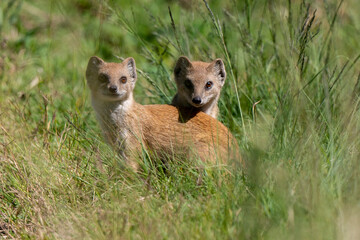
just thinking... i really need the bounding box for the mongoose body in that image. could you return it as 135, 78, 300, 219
86, 56, 239, 168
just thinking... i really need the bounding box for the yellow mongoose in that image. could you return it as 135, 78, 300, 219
86, 56, 239, 168
172, 56, 226, 119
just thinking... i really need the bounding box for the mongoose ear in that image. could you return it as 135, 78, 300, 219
208, 58, 226, 86
86, 56, 104, 79
174, 56, 192, 77
123, 57, 137, 81
88, 56, 104, 68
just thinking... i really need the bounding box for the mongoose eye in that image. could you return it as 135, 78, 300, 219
120, 76, 127, 84
184, 79, 193, 89
205, 81, 213, 90
99, 73, 109, 83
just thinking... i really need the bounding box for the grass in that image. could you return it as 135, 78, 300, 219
1, 0, 360, 238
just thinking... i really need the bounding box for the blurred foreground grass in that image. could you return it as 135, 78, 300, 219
0, 0, 360, 239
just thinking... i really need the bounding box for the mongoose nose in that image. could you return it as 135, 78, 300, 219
192, 97, 202, 104
109, 85, 118, 93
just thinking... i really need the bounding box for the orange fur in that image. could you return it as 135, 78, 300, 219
86, 56, 239, 168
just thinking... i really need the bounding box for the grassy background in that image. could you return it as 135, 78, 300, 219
1, 0, 360, 238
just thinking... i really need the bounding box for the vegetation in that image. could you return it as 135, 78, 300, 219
1, 0, 359, 238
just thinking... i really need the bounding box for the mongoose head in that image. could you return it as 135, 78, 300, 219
174, 56, 226, 108
86, 56, 137, 102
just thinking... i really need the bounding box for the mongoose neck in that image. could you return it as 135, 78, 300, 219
91, 93, 135, 145
91, 93, 134, 116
